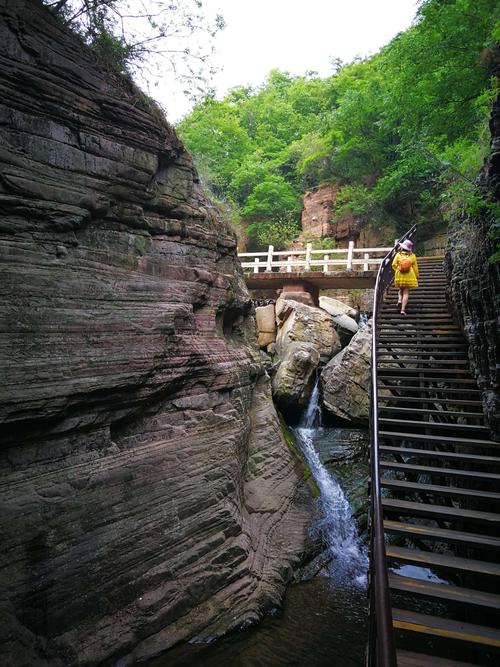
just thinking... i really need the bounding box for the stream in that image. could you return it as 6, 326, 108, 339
150, 382, 369, 666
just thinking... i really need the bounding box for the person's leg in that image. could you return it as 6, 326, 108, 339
397, 288, 402, 305
401, 288, 409, 314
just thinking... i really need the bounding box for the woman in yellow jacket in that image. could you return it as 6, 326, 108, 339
392, 239, 419, 315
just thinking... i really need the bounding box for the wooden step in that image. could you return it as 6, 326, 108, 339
378, 397, 483, 407
379, 419, 490, 434
380, 316, 456, 322
380, 479, 500, 503
379, 375, 477, 383
378, 386, 483, 397
396, 650, 479, 667
392, 608, 500, 649
384, 520, 500, 550
379, 431, 497, 449
378, 351, 469, 358
386, 546, 500, 577
380, 461, 500, 481
378, 337, 465, 344
379, 406, 484, 419
380, 446, 500, 464
379, 358, 469, 365
382, 498, 500, 526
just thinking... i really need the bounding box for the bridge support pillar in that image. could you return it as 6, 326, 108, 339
278, 281, 319, 307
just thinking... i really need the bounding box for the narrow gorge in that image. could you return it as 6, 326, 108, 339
1, 1, 499, 665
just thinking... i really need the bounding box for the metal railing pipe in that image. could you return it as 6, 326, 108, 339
367, 224, 416, 666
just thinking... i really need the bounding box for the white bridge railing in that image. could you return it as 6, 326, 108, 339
238, 241, 393, 274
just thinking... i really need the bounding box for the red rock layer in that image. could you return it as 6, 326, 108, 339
0, 2, 313, 664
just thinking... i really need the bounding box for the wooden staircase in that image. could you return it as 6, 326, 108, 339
376, 256, 500, 666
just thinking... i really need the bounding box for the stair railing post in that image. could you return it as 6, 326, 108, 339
347, 240, 354, 270
364, 252, 369, 271
323, 254, 329, 274
287, 255, 292, 272
253, 257, 259, 273
266, 245, 274, 272
305, 242, 312, 271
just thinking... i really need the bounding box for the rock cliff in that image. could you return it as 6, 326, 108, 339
0, 2, 313, 664
445, 83, 500, 438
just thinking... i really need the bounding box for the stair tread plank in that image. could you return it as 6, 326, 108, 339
379, 406, 484, 419
384, 519, 500, 549
386, 546, 500, 577
380, 419, 488, 432
389, 573, 500, 610
392, 608, 500, 648
380, 461, 500, 480
396, 650, 478, 667
380, 446, 500, 463
382, 498, 500, 524
379, 431, 497, 447
380, 479, 500, 501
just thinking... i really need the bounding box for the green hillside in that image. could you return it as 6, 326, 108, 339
178, 0, 499, 250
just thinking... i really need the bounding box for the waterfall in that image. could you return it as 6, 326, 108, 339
295, 381, 367, 587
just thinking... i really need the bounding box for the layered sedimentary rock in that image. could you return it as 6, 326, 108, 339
445, 86, 500, 438
272, 342, 320, 410
0, 2, 313, 665
321, 323, 372, 424
275, 299, 341, 359
318, 296, 358, 346
301, 184, 338, 238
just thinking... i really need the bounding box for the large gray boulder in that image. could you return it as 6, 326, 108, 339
321, 321, 372, 424
319, 296, 358, 319
255, 303, 276, 348
319, 296, 359, 346
272, 342, 320, 409
275, 298, 342, 360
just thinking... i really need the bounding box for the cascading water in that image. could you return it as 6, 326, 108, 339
295, 380, 367, 587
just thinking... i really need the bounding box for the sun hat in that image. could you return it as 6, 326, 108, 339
399, 239, 413, 252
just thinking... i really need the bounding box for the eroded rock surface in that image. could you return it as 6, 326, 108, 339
319, 296, 358, 346
321, 322, 372, 424
275, 299, 341, 360
272, 342, 320, 410
445, 86, 500, 438
0, 2, 313, 664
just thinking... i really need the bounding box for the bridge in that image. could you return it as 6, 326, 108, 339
238, 241, 392, 291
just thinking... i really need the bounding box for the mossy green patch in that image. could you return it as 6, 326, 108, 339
279, 413, 320, 499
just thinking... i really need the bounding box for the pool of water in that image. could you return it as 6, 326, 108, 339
147, 578, 367, 667
146, 424, 369, 667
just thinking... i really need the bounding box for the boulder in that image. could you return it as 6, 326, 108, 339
255, 303, 276, 347
272, 342, 320, 409
275, 299, 342, 360
321, 321, 372, 424
319, 296, 359, 347
319, 296, 358, 320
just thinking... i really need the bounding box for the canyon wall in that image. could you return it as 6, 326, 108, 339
0, 2, 313, 665
445, 83, 500, 438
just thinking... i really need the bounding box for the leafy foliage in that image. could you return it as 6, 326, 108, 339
180, 1, 499, 249
43, 0, 225, 96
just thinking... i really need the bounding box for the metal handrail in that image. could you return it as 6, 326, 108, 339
367, 224, 416, 666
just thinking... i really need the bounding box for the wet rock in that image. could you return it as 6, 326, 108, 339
275, 299, 342, 360
0, 3, 314, 665
321, 322, 372, 424
272, 342, 320, 410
